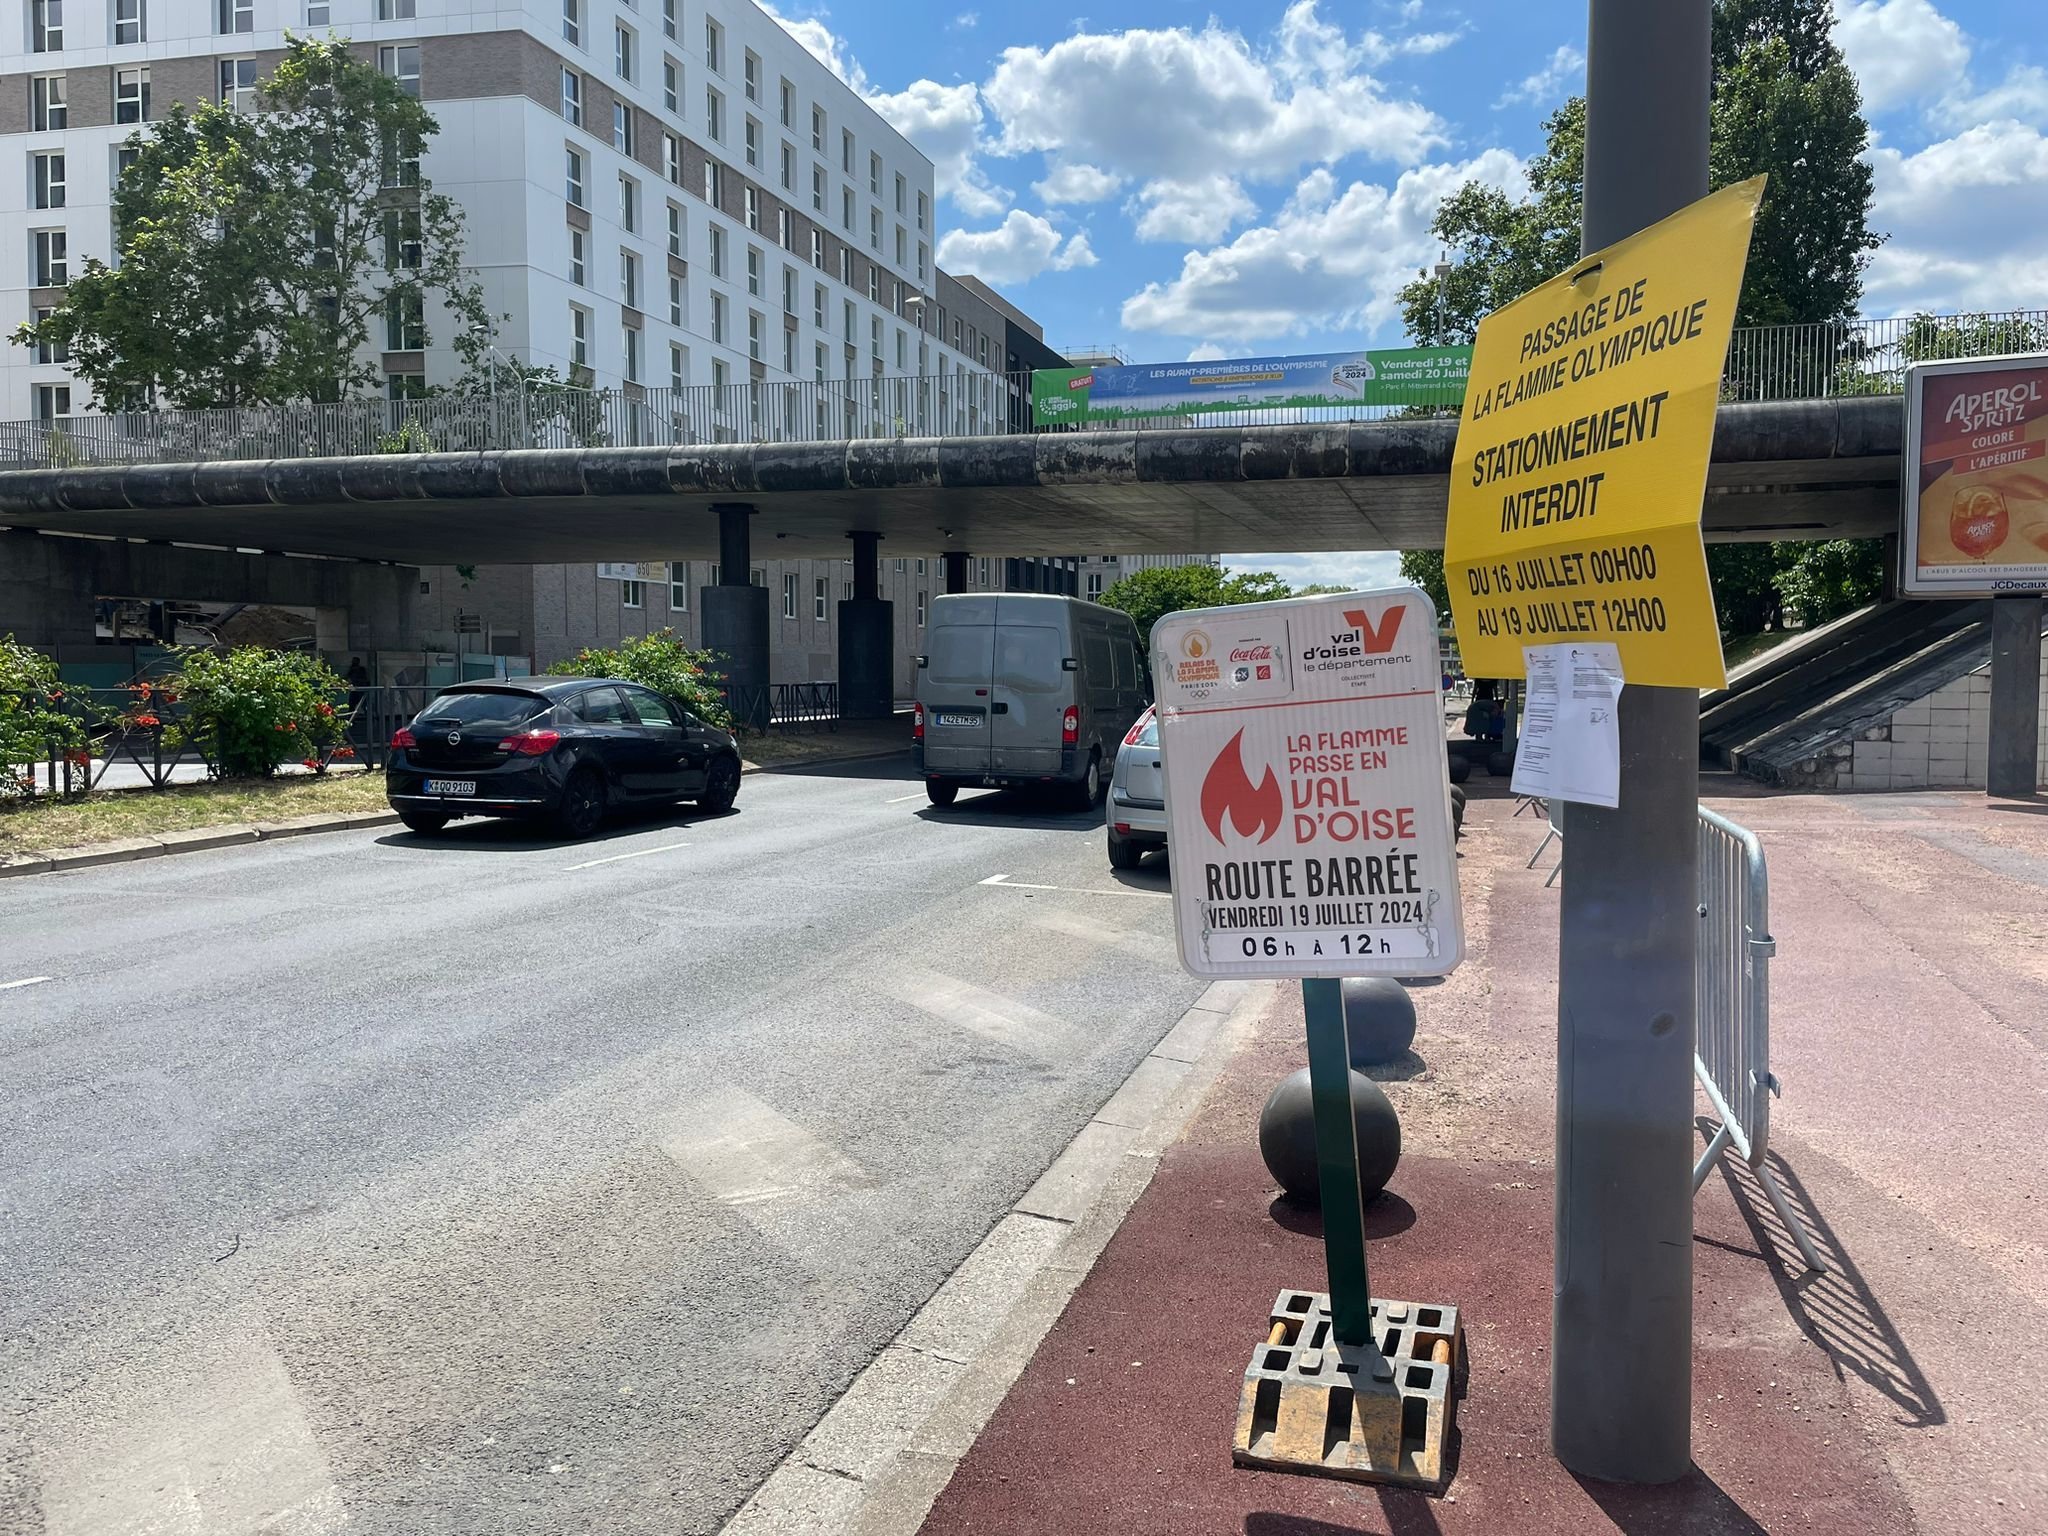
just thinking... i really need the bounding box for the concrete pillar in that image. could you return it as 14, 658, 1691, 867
1988, 595, 2042, 798
943, 551, 970, 594
702, 503, 770, 730
840, 530, 893, 721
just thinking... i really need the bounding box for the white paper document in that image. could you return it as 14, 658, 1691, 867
1511, 642, 1625, 808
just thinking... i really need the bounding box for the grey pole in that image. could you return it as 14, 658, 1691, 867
1987, 596, 2042, 798
1551, 0, 1708, 1484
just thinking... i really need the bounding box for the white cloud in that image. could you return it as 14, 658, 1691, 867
1936, 64, 2048, 130
982, 3, 1446, 187
1831, 0, 1970, 113
1033, 161, 1124, 203
1187, 343, 1227, 361
1131, 175, 1259, 244
1494, 45, 1583, 110
863, 78, 1013, 216
762, 3, 869, 90
1226, 552, 1404, 590
1863, 120, 2048, 311
950, 10, 979, 29
937, 211, 1098, 286
1120, 152, 1525, 344
1399, 31, 1461, 56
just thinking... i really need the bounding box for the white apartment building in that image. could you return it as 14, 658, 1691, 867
0, 0, 1020, 419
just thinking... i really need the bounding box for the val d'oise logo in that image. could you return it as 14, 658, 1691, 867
1200, 730, 1282, 844
1339, 606, 1406, 655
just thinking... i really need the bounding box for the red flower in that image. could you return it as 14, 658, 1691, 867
135, 713, 160, 728
65, 749, 89, 767
316, 702, 334, 717
334, 745, 356, 759
302, 757, 320, 770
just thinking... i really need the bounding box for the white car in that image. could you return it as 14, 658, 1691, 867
1107, 706, 1166, 870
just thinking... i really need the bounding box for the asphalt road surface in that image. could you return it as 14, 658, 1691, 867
0, 755, 1206, 1536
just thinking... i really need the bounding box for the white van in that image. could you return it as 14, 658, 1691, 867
913, 593, 1150, 807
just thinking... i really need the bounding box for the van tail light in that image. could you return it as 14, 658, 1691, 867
913, 703, 925, 742
391, 725, 416, 749
1122, 710, 1152, 747
1061, 706, 1080, 746
502, 728, 561, 756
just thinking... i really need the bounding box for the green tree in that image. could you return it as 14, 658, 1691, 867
1099, 565, 1292, 643
168, 646, 350, 777
14, 38, 488, 407
548, 630, 733, 730
1397, 551, 1451, 622
1773, 539, 1886, 627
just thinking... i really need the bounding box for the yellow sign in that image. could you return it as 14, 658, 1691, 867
1445, 177, 1765, 689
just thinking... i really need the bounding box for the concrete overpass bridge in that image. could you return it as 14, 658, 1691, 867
0, 395, 1903, 718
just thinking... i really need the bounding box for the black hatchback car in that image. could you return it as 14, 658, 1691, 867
386, 677, 742, 838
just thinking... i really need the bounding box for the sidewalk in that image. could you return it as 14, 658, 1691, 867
916, 782, 2048, 1535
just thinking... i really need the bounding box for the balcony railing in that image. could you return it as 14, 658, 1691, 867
0, 310, 2039, 472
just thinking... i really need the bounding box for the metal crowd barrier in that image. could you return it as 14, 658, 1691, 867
1530, 801, 1825, 1271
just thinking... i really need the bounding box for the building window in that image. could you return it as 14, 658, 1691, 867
621, 578, 644, 608
747, 309, 762, 361
843, 298, 855, 342
1087, 573, 1103, 599
382, 207, 422, 269
615, 23, 634, 80
31, 153, 65, 211
30, 0, 61, 50
977, 557, 990, 586
742, 48, 759, 102
814, 341, 826, 382
670, 560, 689, 607
377, 0, 413, 17
839, 247, 853, 287
703, 159, 724, 206
219, 57, 259, 111
916, 557, 926, 576
779, 142, 794, 193
811, 104, 824, 151
779, 77, 793, 127
623, 323, 641, 381
114, 0, 144, 44
569, 226, 585, 285
811, 165, 825, 214
809, 228, 824, 268
813, 283, 825, 328
666, 200, 683, 257
868, 152, 881, 196
114, 66, 150, 122
870, 206, 881, 251
663, 56, 678, 113
915, 591, 926, 627
895, 329, 907, 371
31, 306, 68, 364
781, 327, 794, 372
708, 225, 724, 276
565, 146, 585, 206
814, 578, 828, 620
703, 16, 721, 73
895, 226, 907, 267
385, 291, 423, 350
895, 558, 907, 574
841, 128, 854, 174
388, 371, 426, 401
561, 68, 582, 125
620, 247, 639, 308
744, 116, 760, 168
781, 573, 796, 618
664, 132, 682, 186
917, 241, 928, 282
570, 305, 589, 366
712, 358, 727, 391
31, 75, 66, 130
661, 0, 673, 40
31, 229, 66, 285
777, 207, 793, 250
710, 290, 726, 344
841, 186, 854, 233
618, 172, 638, 232
745, 244, 761, 296
613, 101, 633, 155
217, 0, 250, 33
34, 384, 71, 422
917, 191, 928, 233
668, 273, 683, 325
705, 87, 722, 141
867, 265, 878, 302
378, 44, 419, 98
744, 186, 759, 231
561, 0, 578, 44
781, 265, 796, 314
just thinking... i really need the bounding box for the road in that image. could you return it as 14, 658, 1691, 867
0, 755, 1205, 1536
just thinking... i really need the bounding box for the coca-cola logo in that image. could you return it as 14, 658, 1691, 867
1228, 644, 1273, 663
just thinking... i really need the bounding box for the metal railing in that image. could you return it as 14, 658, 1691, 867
3, 309, 2038, 471
1692, 805, 1825, 1272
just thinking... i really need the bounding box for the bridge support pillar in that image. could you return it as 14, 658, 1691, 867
1988, 595, 2041, 798
704, 504, 770, 731
839, 530, 893, 721
943, 551, 970, 594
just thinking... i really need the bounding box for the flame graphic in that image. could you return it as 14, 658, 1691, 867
1201, 730, 1283, 844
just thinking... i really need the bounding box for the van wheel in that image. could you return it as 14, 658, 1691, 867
1107, 827, 1143, 870
1071, 752, 1102, 810
926, 778, 959, 807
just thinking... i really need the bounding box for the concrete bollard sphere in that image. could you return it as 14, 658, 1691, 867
1341, 976, 1418, 1066
1258, 1067, 1403, 1205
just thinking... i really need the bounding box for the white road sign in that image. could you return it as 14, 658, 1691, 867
1153, 587, 1465, 979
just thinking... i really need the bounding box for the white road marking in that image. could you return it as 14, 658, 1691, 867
563, 841, 691, 871
979, 873, 1170, 900
1030, 907, 1165, 960
660, 1085, 875, 1207
885, 791, 928, 803
1, 975, 52, 991
881, 968, 1072, 1056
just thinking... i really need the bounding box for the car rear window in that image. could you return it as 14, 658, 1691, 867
416, 691, 551, 731
928, 624, 994, 687
995, 626, 1063, 694
1135, 711, 1159, 747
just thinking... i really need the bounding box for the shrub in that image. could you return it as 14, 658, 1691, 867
166, 646, 351, 777
0, 636, 88, 797
547, 629, 731, 729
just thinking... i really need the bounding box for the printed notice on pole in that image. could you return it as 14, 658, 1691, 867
1152, 587, 1464, 981
1511, 643, 1624, 808
1444, 176, 1766, 689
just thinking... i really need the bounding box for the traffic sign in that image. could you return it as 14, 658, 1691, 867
1445, 176, 1765, 689
1153, 588, 1463, 979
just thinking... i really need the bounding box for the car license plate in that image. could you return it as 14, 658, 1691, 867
934, 712, 979, 726
424, 779, 476, 796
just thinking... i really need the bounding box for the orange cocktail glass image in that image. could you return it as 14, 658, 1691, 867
1950, 485, 2009, 559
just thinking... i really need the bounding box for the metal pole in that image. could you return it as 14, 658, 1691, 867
1302, 977, 1372, 1346
1551, 0, 1707, 1485
1987, 596, 2042, 798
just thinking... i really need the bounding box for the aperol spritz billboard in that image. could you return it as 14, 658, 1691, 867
1903, 353, 2048, 597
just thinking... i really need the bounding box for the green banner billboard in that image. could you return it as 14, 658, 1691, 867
1031, 345, 1472, 427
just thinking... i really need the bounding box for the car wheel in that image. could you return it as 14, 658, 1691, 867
1107, 826, 1143, 870
400, 810, 450, 835
926, 778, 959, 807
554, 767, 607, 839
1071, 752, 1102, 810
697, 754, 741, 813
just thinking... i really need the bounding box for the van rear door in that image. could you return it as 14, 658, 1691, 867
990, 619, 1066, 776
921, 613, 995, 778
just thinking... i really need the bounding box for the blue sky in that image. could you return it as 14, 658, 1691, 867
768, 0, 2048, 585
